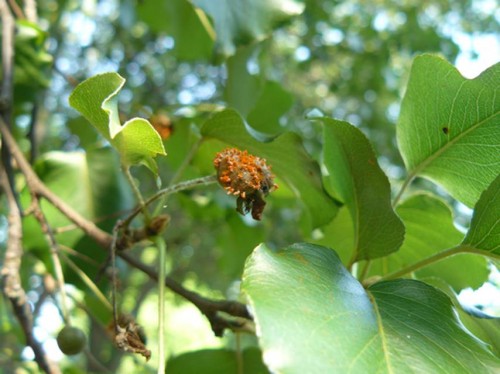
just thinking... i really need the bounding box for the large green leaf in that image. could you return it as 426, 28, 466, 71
200, 109, 338, 228
320, 118, 404, 260
192, 0, 304, 58
397, 55, 500, 207
69, 72, 166, 174
462, 174, 500, 255
369, 194, 488, 290
242, 243, 499, 373
166, 348, 268, 373
22, 149, 133, 257
137, 0, 213, 60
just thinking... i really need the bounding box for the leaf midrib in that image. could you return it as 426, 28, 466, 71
368, 292, 394, 374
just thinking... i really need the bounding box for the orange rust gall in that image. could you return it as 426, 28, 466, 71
149, 114, 173, 140
213, 148, 277, 220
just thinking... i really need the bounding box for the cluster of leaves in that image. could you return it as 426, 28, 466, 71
1, 0, 499, 373
48, 53, 500, 373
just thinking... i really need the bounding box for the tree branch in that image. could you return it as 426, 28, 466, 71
118, 252, 253, 336
0, 164, 59, 374
0, 115, 113, 249
23, 0, 37, 23
0, 0, 20, 212
0, 116, 251, 338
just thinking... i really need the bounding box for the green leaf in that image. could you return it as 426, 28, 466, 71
113, 118, 167, 174
69, 72, 124, 141
166, 348, 268, 374
242, 243, 500, 374
397, 55, 500, 207
217, 214, 266, 279
192, 0, 304, 58
424, 277, 500, 357
137, 0, 213, 60
200, 109, 338, 228
224, 45, 293, 134
309, 206, 354, 265
320, 118, 404, 260
247, 80, 293, 134
369, 194, 488, 291
224, 45, 263, 116
69, 72, 166, 173
463, 174, 500, 255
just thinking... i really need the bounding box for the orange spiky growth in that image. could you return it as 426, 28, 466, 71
214, 148, 277, 220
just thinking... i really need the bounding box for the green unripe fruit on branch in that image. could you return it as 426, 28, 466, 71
56, 326, 86, 355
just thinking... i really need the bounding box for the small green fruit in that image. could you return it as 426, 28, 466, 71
56, 326, 86, 355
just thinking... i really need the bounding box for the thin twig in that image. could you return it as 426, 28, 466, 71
58, 250, 113, 311
153, 138, 203, 216
1, 0, 15, 103
0, 115, 113, 249
376, 245, 500, 283
59, 244, 101, 267
118, 251, 252, 336
110, 221, 122, 333
28, 101, 39, 163
392, 174, 414, 207
0, 117, 251, 336
235, 332, 243, 374
358, 260, 372, 282
6, 0, 24, 18
155, 236, 166, 374
123, 175, 217, 228
31, 198, 71, 324
0, 0, 20, 212
122, 165, 150, 222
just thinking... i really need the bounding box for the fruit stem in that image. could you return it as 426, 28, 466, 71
156, 236, 167, 374
122, 164, 150, 223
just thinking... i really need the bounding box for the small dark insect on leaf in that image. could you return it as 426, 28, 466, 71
442, 127, 449, 134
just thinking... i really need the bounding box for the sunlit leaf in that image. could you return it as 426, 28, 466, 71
397, 55, 500, 207
425, 277, 500, 357
242, 243, 500, 373
320, 118, 404, 260
69, 72, 166, 174
462, 174, 500, 255
201, 109, 338, 228
368, 194, 488, 290
192, 0, 304, 58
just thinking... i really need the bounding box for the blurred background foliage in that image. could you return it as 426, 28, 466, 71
1, 0, 499, 372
